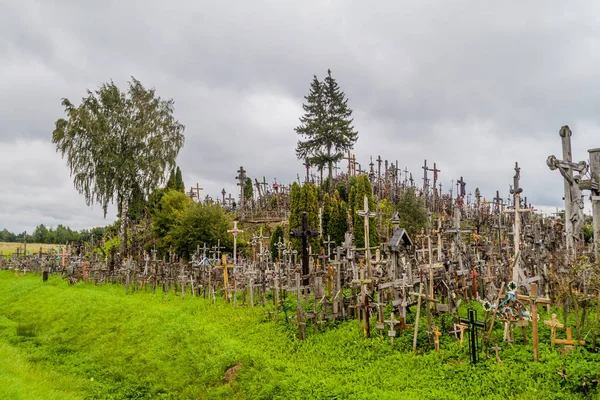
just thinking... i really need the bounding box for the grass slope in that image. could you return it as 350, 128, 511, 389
0, 271, 598, 399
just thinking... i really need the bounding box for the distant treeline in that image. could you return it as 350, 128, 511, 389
0, 224, 105, 245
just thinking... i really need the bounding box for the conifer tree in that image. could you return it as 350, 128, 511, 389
175, 166, 185, 193
166, 168, 176, 190
295, 70, 358, 183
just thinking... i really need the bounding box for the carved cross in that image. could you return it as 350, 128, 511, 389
290, 212, 319, 284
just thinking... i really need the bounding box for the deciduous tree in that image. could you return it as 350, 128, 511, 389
52, 77, 185, 258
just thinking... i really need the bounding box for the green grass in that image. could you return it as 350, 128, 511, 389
0, 271, 598, 399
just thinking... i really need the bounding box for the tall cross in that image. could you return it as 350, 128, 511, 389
457, 176, 466, 199
236, 166, 247, 211
227, 221, 243, 265
547, 126, 589, 257
303, 159, 311, 183
504, 166, 531, 283
356, 195, 377, 278
194, 183, 204, 204
221, 188, 226, 205
290, 212, 319, 284
422, 160, 430, 200
344, 152, 353, 177
216, 254, 235, 303
376, 155, 383, 192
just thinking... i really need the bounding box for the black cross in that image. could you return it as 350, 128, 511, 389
290, 211, 319, 285
460, 308, 486, 364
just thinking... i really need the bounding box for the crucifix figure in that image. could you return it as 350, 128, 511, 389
290, 212, 319, 285
422, 160, 430, 204
236, 166, 247, 212
547, 126, 588, 256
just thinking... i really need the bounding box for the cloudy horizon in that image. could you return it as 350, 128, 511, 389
2, 1, 600, 234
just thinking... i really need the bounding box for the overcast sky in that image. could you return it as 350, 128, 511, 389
2, 1, 600, 234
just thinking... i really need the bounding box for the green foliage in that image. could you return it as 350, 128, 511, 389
151, 190, 193, 254
288, 182, 320, 253
295, 70, 359, 182
171, 202, 231, 260
582, 223, 593, 244
166, 168, 176, 190
175, 167, 184, 192
326, 190, 348, 245
52, 77, 185, 256
270, 225, 285, 261
244, 177, 253, 202
52, 77, 185, 218
397, 187, 428, 238
378, 198, 395, 241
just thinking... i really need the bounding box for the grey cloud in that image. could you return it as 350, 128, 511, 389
2, 1, 600, 232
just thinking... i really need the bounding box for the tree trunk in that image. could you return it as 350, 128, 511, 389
328, 160, 333, 189
119, 194, 129, 263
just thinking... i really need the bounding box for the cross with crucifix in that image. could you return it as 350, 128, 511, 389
422, 160, 430, 203
290, 212, 319, 285
236, 166, 247, 212
547, 126, 589, 256
504, 164, 532, 284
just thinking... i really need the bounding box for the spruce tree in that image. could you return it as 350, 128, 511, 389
295, 70, 358, 183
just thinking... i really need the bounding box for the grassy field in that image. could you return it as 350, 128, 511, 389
0, 271, 598, 399
0, 242, 62, 256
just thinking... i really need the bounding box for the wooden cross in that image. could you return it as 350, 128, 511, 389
544, 313, 564, 346
215, 254, 235, 303
357, 260, 373, 338
410, 283, 439, 352
193, 183, 204, 203
384, 312, 400, 345
516, 282, 550, 362
290, 212, 319, 285
469, 267, 481, 300
344, 152, 353, 177
227, 221, 243, 265
356, 195, 377, 278
491, 345, 502, 364
554, 327, 585, 354
453, 323, 469, 348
